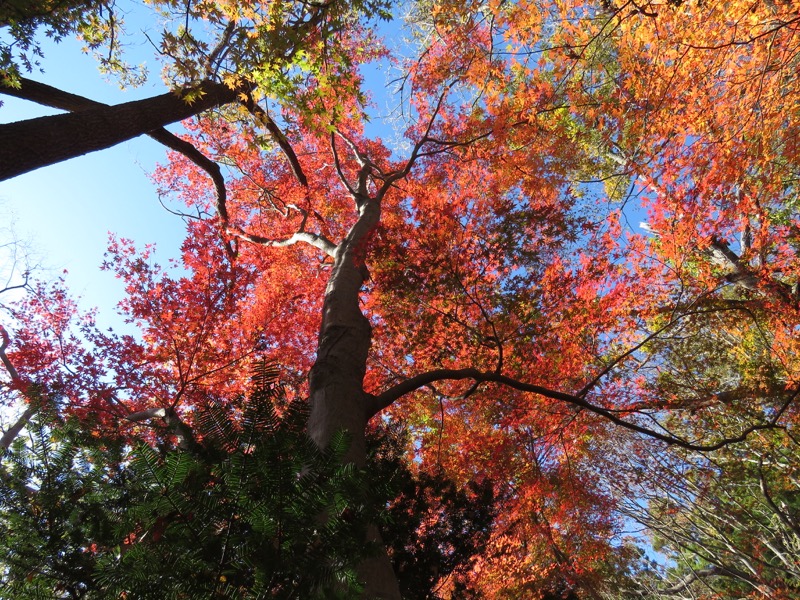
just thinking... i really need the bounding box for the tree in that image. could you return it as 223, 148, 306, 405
617, 433, 800, 599
0, 0, 390, 179
3, 0, 800, 597
594, 285, 800, 598
0, 364, 494, 598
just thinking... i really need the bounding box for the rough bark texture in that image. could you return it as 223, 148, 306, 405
0, 78, 241, 180
308, 197, 402, 599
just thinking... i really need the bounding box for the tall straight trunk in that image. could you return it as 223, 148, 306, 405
0, 79, 240, 180
308, 198, 403, 599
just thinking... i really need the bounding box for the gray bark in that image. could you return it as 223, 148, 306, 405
0, 404, 35, 454
307, 193, 402, 598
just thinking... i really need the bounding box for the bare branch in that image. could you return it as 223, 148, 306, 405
155, 129, 231, 220
0, 76, 117, 112
334, 130, 383, 204
226, 226, 337, 256
708, 237, 798, 303
759, 459, 800, 538
330, 132, 360, 199
0, 324, 20, 380
378, 86, 505, 195
204, 20, 237, 78
126, 406, 199, 452
708, 236, 747, 273
656, 566, 722, 596
240, 95, 308, 187
577, 297, 717, 398
0, 278, 30, 297
0, 325, 39, 453
126, 407, 168, 422
0, 405, 35, 454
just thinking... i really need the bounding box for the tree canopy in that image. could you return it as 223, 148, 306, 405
2, 0, 800, 597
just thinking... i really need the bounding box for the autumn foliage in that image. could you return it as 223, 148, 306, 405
2, 0, 800, 597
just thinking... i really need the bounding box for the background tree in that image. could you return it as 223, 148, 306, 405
594, 282, 800, 598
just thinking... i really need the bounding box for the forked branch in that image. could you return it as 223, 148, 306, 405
126, 406, 199, 452
2, 77, 230, 220
5, 78, 330, 257
0, 77, 246, 181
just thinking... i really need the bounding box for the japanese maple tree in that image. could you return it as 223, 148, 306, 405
2, 0, 800, 598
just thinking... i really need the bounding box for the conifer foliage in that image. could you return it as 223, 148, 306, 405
0, 364, 375, 598
0, 363, 494, 598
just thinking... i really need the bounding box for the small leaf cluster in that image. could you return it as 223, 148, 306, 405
0, 0, 116, 84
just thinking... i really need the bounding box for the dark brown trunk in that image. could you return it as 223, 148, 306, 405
0, 78, 240, 180
308, 199, 402, 599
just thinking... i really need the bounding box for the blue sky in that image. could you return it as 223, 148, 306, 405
0, 35, 189, 331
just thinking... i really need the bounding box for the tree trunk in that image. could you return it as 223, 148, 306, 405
0, 78, 241, 180
308, 198, 402, 599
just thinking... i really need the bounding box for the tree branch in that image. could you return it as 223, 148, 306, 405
370, 368, 795, 452
2, 76, 231, 221
226, 226, 337, 256
333, 130, 382, 204
1, 76, 109, 111
0, 324, 38, 453
8, 79, 336, 260
330, 132, 360, 199
708, 237, 798, 302
240, 94, 308, 187
0, 405, 35, 454
0, 324, 20, 381
0, 77, 247, 180
154, 130, 230, 220
657, 565, 722, 596
2, 76, 244, 257
126, 406, 199, 452
758, 460, 800, 538
575, 298, 749, 398
126, 407, 169, 422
